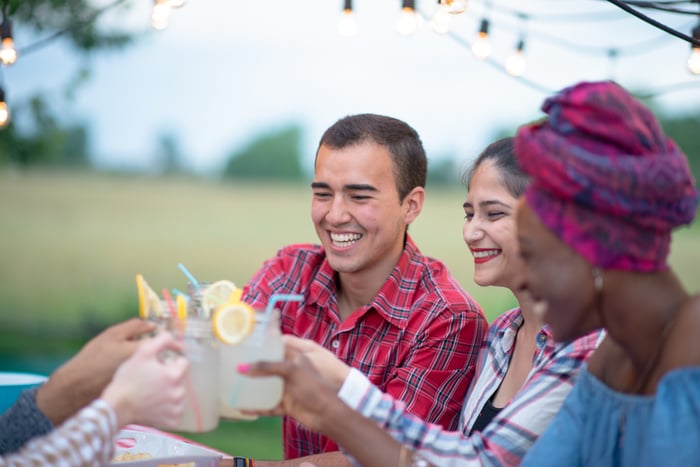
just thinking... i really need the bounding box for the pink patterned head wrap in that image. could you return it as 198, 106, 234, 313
515, 81, 699, 272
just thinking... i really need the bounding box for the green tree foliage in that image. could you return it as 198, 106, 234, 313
427, 156, 461, 188
223, 124, 305, 181
156, 131, 184, 175
9, 0, 134, 52
659, 111, 700, 185
0, 0, 141, 168
0, 95, 90, 167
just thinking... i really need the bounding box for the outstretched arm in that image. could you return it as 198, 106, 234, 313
1, 332, 188, 466
242, 350, 430, 467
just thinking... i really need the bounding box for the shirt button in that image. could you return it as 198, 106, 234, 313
536, 333, 547, 346
331, 340, 340, 349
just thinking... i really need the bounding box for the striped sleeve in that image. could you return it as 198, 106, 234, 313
0, 399, 118, 467
341, 329, 602, 467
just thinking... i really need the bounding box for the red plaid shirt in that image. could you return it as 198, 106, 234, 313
242, 235, 487, 459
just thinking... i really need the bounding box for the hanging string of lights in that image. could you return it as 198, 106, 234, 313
0, 0, 697, 130
332, 0, 699, 95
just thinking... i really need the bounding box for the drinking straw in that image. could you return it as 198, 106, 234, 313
162, 288, 177, 319
177, 262, 200, 290
261, 293, 303, 336
185, 377, 204, 432
171, 288, 189, 302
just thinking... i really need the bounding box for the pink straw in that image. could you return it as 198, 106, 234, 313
162, 288, 177, 319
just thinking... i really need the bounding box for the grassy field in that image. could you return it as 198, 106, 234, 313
1, 169, 699, 457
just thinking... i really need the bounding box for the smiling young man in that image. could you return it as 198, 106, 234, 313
241, 114, 487, 465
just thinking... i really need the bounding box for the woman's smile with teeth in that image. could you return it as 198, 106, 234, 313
330, 232, 362, 247
473, 249, 500, 258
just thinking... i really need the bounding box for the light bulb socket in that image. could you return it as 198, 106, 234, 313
692, 24, 700, 48
0, 20, 12, 41
402, 0, 416, 10
343, 0, 352, 11
0, 87, 7, 103
516, 39, 525, 52
478, 18, 490, 35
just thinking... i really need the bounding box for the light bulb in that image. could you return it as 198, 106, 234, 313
152, 1, 171, 30
0, 38, 16, 65
397, 7, 422, 36
471, 19, 491, 60
0, 88, 9, 128
505, 51, 526, 76
472, 32, 491, 59
430, 7, 452, 34
337, 9, 357, 37
0, 101, 9, 127
440, 0, 468, 15
0, 21, 16, 66
689, 48, 700, 75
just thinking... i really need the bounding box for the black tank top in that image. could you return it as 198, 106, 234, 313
469, 397, 503, 435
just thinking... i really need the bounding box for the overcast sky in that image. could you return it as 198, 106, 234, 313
7, 0, 700, 173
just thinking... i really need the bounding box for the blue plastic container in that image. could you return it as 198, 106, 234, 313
0, 372, 47, 413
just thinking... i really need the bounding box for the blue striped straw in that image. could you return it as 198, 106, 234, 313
171, 288, 190, 302
177, 263, 200, 290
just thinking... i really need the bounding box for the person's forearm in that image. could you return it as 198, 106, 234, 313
35, 369, 88, 425
255, 451, 352, 467
318, 397, 405, 467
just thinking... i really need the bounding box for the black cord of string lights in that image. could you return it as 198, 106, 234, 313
622, 0, 700, 15
429, 2, 700, 98
17, 0, 127, 57
606, 0, 700, 46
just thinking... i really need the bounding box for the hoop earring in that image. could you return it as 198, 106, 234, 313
592, 267, 604, 292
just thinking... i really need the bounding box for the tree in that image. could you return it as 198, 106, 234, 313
426, 156, 461, 188
658, 111, 700, 185
8, 0, 134, 52
156, 131, 184, 175
0, 95, 90, 167
0, 0, 141, 168
223, 124, 305, 181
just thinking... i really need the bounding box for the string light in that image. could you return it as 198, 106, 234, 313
440, 0, 468, 15
471, 18, 491, 59
689, 24, 700, 74
430, 0, 452, 34
397, 0, 423, 36
337, 0, 358, 37
0, 87, 9, 127
152, 0, 171, 30
505, 38, 526, 76
0, 19, 16, 65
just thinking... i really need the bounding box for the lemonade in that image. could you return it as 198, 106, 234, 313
175, 318, 220, 432
219, 310, 283, 415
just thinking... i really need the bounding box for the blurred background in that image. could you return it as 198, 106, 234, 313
1, 0, 699, 458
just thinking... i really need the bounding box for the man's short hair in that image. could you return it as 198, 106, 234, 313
316, 113, 427, 201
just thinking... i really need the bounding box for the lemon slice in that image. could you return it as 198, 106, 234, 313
135, 274, 162, 319
176, 293, 188, 320
201, 280, 240, 317
212, 301, 255, 345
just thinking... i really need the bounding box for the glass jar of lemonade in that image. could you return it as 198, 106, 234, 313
171, 285, 220, 432
219, 309, 283, 416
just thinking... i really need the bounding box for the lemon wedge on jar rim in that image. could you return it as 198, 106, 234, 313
212, 301, 255, 345
135, 274, 162, 319
201, 280, 240, 317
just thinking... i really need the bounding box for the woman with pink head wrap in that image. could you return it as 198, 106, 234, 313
517, 81, 700, 466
